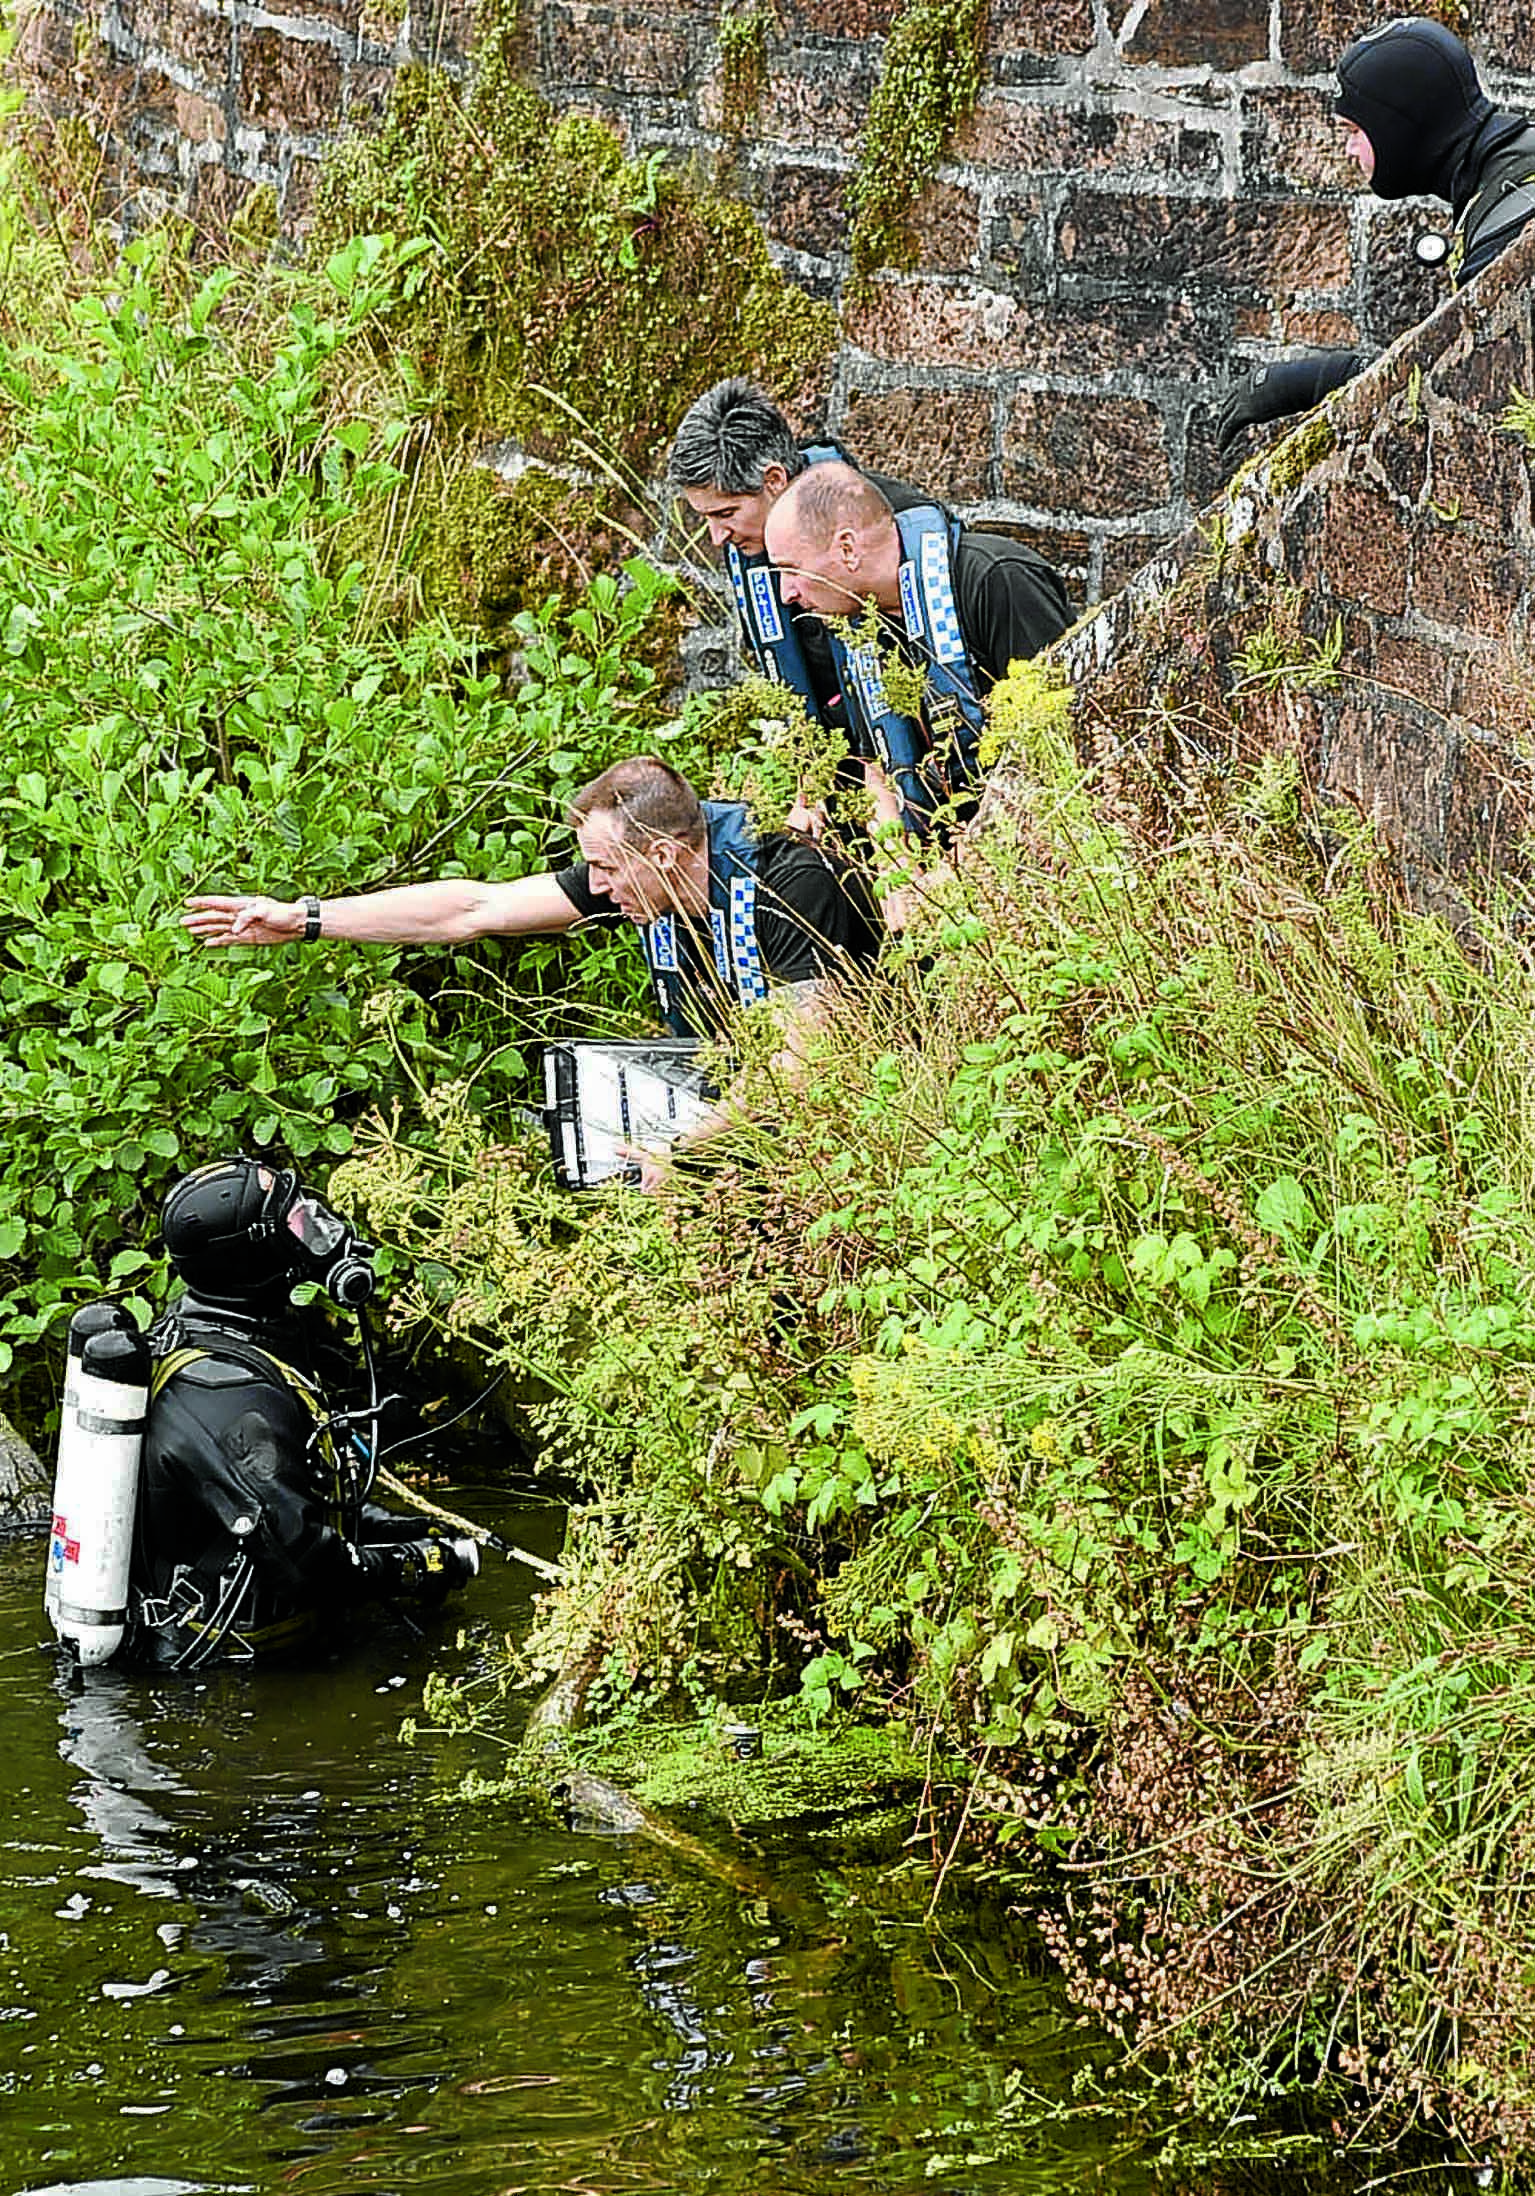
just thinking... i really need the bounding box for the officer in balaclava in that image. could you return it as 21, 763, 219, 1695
1217, 16, 1535, 462
122, 1156, 478, 1671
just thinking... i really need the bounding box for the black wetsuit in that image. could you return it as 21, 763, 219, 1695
122, 1304, 459, 1670
1219, 20, 1535, 456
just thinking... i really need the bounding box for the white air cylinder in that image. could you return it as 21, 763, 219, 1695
46, 1304, 150, 1667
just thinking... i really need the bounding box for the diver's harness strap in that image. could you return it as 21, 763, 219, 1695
1450, 131, 1535, 284
137, 1328, 349, 1666
151, 1330, 324, 1400
151, 1330, 347, 1510
150, 1331, 338, 1464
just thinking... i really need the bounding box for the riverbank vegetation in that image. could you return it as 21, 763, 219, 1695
0, 0, 841, 1426
0, 133, 720, 1417
344, 706, 1535, 2176
6, 48, 1535, 2189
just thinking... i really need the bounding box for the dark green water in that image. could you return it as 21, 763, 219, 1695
0, 1501, 1286, 2196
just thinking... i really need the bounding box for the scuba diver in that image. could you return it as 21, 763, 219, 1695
1217, 16, 1535, 462
96, 1156, 477, 1672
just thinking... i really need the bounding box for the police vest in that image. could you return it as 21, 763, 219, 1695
723, 442, 842, 717
641, 801, 770, 1039
824, 504, 985, 834
1450, 124, 1535, 286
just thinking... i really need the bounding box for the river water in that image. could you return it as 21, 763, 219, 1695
0, 1495, 1317, 2196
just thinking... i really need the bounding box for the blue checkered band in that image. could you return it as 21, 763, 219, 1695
851, 640, 889, 726
747, 564, 785, 645
707, 898, 766, 1008
921, 529, 966, 665
648, 915, 679, 973
728, 878, 768, 1006
725, 545, 752, 633
898, 559, 923, 641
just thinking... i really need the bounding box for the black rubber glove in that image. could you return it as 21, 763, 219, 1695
1217, 365, 1280, 458
1216, 351, 1365, 460
358, 1533, 480, 1601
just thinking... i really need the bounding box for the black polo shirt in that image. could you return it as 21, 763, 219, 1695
952, 529, 1074, 687
554, 832, 883, 1035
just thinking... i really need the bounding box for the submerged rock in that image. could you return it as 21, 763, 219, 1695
597, 1708, 930, 1855
522, 1634, 604, 1754
555, 1769, 649, 1837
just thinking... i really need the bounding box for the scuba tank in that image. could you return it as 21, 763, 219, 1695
45, 1303, 151, 1667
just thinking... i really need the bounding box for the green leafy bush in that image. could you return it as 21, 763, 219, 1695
0, 223, 696, 1394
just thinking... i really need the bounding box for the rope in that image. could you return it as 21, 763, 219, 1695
373, 1465, 563, 1581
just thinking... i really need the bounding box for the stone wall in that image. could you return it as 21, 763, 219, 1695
11, 0, 475, 244
13, 0, 1535, 600
1055, 217, 1535, 904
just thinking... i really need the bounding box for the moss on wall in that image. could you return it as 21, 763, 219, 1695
312, 4, 834, 624
589, 1704, 929, 1839
846, 0, 987, 281
314, 7, 835, 469
412, 457, 666, 640
1265, 410, 1338, 500
716, 0, 772, 140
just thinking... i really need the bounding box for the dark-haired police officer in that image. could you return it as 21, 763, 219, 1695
669, 377, 942, 832
669, 378, 931, 733
1218, 16, 1535, 461
123, 1157, 478, 1670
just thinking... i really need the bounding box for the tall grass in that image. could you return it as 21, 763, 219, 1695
348, 666, 1535, 2164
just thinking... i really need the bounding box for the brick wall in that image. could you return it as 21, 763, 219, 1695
523, 0, 1535, 603
12, 0, 475, 247
1055, 219, 1535, 907
13, 0, 1535, 607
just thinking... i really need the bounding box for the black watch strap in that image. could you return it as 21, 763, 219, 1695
301, 894, 322, 943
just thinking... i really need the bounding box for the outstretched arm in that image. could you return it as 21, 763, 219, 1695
184, 871, 584, 950
1217, 350, 1364, 460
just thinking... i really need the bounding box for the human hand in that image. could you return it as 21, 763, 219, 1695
615, 1142, 673, 1195
1216, 365, 1285, 460
183, 894, 303, 948
785, 796, 826, 840
863, 759, 904, 831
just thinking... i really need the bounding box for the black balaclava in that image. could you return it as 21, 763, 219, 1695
161, 1156, 370, 1318
1335, 16, 1521, 208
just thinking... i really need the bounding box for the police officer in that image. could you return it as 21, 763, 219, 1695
1218, 16, 1535, 461
669, 379, 943, 832
124, 1157, 478, 1670
669, 379, 933, 726
763, 462, 1073, 837
183, 755, 883, 1193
